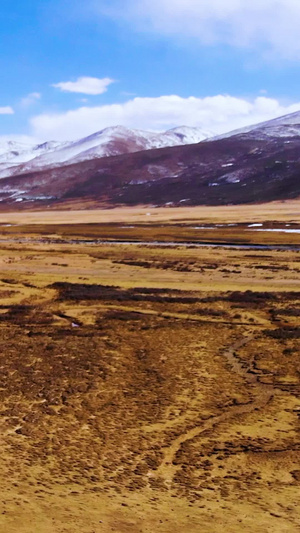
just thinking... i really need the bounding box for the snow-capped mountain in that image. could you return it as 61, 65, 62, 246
2, 109, 300, 208
214, 110, 300, 141
0, 140, 66, 179
0, 139, 65, 164
0, 126, 211, 180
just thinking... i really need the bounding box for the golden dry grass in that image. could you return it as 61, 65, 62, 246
0, 209, 299, 532
0, 199, 300, 225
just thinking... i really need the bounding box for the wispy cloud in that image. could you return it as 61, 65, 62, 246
97, 0, 300, 60
52, 76, 115, 95
30, 94, 300, 141
0, 106, 14, 115
20, 92, 41, 109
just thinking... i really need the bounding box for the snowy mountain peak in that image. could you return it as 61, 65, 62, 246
0, 140, 33, 156
3, 109, 300, 182
33, 141, 63, 152
0, 125, 213, 180
76, 125, 134, 143
167, 126, 214, 143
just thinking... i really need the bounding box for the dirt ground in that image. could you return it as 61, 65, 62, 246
0, 206, 299, 532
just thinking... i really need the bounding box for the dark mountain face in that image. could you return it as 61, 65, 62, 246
0, 126, 300, 208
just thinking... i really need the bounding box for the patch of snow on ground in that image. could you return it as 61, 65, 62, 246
249, 228, 300, 233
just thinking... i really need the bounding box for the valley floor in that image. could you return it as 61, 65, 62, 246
0, 204, 299, 532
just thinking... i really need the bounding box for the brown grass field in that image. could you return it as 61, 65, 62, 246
1, 199, 300, 224
0, 202, 299, 532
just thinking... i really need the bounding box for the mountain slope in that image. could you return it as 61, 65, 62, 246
1, 110, 300, 208
215, 110, 300, 141
1, 132, 300, 207
0, 126, 211, 180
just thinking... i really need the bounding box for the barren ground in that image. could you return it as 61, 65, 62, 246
0, 202, 299, 532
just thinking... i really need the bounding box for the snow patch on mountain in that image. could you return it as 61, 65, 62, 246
0, 125, 210, 180
2, 109, 300, 186
214, 110, 300, 141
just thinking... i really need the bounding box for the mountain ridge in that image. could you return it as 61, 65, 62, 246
213, 109, 300, 140
0, 125, 211, 180
0, 110, 300, 207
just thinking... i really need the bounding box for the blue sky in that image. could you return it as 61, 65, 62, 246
1, 0, 300, 141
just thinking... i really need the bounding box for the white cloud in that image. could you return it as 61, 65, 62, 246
99, 0, 300, 59
52, 76, 115, 95
0, 106, 14, 115
30, 94, 300, 141
20, 92, 41, 109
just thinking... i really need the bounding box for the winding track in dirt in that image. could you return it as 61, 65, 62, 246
154, 333, 277, 485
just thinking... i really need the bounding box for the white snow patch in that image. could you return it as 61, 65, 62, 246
248, 223, 263, 227
249, 228, 300, 233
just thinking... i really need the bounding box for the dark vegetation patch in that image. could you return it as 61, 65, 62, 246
252, 265, 290, 271
0, 304, 54, 325
264, 327, 300, 340
201, 291, 279, 305
50, 327, 99, 339
0, 290, 16, 298
50, 282, 200, 304
103, 310, 143, 321
272, 308, 300, 317
226, 291, 278, 304
0, 304, 31, 324
194, 308, 228, 317
202, 291, 300, 306
51, 285, 300, 311
113, 259, 211, 272
245, 255, 274, 259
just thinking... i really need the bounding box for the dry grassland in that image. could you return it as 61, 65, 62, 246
0, 199, 300, 225
0, 206, 299, 532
